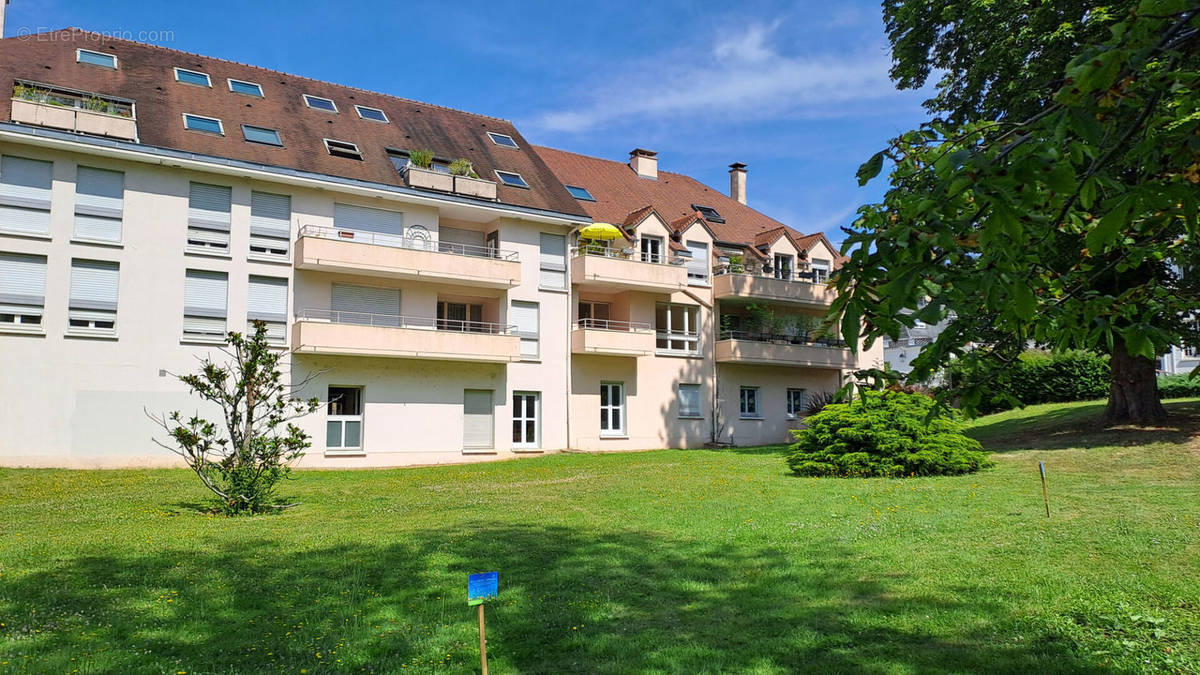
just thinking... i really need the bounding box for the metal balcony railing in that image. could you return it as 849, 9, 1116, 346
299, 225, 519, 261
573, 318, 653, 332
718, 329, 847, 349
571, 245, 684, 266
712, 267, 829, 284
295, 308, 516, 335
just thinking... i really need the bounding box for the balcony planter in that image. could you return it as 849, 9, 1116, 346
403, 165, 454, 192
453, 175, 498, 200
11, 98, 138, 141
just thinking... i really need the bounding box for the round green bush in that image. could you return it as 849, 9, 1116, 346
786, 391, 992, 478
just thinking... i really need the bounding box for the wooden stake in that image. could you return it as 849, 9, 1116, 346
1039, 461, 1050, 518
478, 603, 489, 675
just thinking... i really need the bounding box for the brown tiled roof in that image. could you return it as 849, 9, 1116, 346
0, 29, 586, 218
534, 145, 819, 249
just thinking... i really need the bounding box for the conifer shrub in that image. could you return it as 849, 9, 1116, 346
786, 390, 991, 478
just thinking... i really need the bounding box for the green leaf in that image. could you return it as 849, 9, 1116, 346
856, 151, 885, 186
1011, 282, 1036, 321
1086, 195, 1136, 253
841, 303, 862, 351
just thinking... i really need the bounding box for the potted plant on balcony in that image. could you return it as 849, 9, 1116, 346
401, 149, 454, 192
449, 158, 498, 200
729, 253, 745, 274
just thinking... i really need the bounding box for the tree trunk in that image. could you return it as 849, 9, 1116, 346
1103, 339, 1166, 425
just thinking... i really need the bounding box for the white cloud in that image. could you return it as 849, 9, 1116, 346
529, 21, 901, 134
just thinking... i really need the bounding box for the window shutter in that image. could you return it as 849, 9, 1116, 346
69, 260, 119, 310
247, 276, 288, 322
539, 232, 566, 289
333, 203, 404, 236
462, 389, 494, 449
330, 283, 400, 323
184, 270, 227, 317
73, 167, 124, 242
511, 301, 539, 358
250, 191, 291, 255
686, 241, 708, 280
0, 252, 47, 312
0, 156, 53, 235
188, 183, 232, 230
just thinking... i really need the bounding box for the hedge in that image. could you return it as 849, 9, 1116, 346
946, 350, 1110, 414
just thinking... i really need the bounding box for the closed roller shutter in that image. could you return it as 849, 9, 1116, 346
74, 166, 124, 242
188, 183, 232, 251
333, 203, 404, 243
511, 301, 539, 358
183, 269, 227, 337
69, 260, 119, 310
250, 191, 291, 256
0, 156, 53, 235
330, 283, 400, 325
438, 226, 485, 255
463, 389, 494, 449
686, 241, 709, 282
539, 232, 566, 289
0, 252, 47, 317
247, 275, 288, 342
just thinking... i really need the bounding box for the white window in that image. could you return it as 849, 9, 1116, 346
247, 276, 288, 343
639, 235, 664, 263
187, 182, 232, 253
539, 232, 566, 289
242, 125, 283, 146
0, 252, 46, 328
811, 258, 831, 283
174, 68, 212, 87
578, 300, 610, 328
740, 387, 761, 419
183, 113, 224, 135
326, 386, 363, 452
68, 259, 119, 334
511, 300, 540, 359
76, 49, 117, 69
686, 240, 709, 283
495, 170, 529, 188
249, 191, 291, 258
600, 382, 625, 437
463, 389, 495, 450
678, 383, 702, 418
656, 302, 700, 354
512, 391, 540, 449
787, 388, 807, 418
74, 166, 124, 243
324, 139, 362, 160
487, 132, 519, 149
228, 78, 263, 97
0, 155, 53, 237
183, 269, 227, 339
1185, 344, 1200, 359
774, 254, 794, 280
304, 94, 338, 112
355, 105, 388, 123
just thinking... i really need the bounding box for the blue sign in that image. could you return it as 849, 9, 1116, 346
468, 572, 498, 606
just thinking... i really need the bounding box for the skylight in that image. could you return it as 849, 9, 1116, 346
487, 132, 519, 149
228, 78, 263, 97
183, 113, 224, 135
324, 139, 362, 160
242, 124, 282, 146
76, 49, 117, 70
691, 204, 725, 223
174, 68, 212, 87
495, 170, 529, 189
565, 184, 595, 201
304, 95, 338, 113
355, 105, 389, 123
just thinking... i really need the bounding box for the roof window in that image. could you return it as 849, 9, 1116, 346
355, 105, 388, 123
183, 113, 224, 135
487, 132, 519, 149
242, 124, 282, 146
303, 94, 338, 113
76, 49, 117, 70
174, 68, 212, 87
495, 170, 529, 189
228, 78, 264, 97
691, 204, 725, 223
324, 139, 362, 160
565, 185, 595, 201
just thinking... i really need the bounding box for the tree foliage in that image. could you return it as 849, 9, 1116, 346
946, 349, 1112, 413
836, 1, 1200, 422
150, 322, 320, 514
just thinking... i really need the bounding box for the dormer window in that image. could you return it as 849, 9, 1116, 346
303, 95, 338, 113
565, 185, 595, 201
487, 132, 519, 149
76, 49, 117, 70
355, 105, 388, 123
324, 139, 362, 160
691, 204, 724, 223
174, 68, 212, 87
495, 170, 529, 189
228, 79, 264, 97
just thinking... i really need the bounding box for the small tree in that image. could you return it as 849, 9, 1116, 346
149, 322, 320, 514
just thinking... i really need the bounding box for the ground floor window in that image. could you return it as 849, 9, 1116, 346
600, 382, 625, 436
512, 391, 540, 448
326, 386, 363, 451
740, 386, 761, 419
787, 388, 807, 418
678, 383, 702, 418
463, 389, 495, 450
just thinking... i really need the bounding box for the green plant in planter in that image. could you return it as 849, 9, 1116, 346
83, 96, 109, 113
728, 253, 745, 273
13, 83, 48, 102
449, 158, 479, 178
407, 149, 435, 169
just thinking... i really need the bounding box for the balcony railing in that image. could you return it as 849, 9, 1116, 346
295, 308, 515, 335
713, 267, 828, 284
571, 245, 685, 266
299, 225, 518, 261
574, 318, 652, 332
718, 329, 846, 349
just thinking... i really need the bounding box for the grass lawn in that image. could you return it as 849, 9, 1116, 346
2, 401, 1199, 673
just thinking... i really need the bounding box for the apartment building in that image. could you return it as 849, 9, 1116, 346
0, 29, 878, 468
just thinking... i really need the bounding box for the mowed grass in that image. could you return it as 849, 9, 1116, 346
1, 403, 1199, 673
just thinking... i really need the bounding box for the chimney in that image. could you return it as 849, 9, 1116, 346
1, 1, 8, 39
729, 162, 747, 204
629, 148, 658, 180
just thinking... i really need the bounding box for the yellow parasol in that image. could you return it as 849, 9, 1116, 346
578, 223, 624, 240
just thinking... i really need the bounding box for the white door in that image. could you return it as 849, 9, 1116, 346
640, 236, 663, 263
463, 389, 494, 450
600, 382, 625, 437
512, 392, 539, 449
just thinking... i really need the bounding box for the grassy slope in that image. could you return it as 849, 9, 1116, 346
0, 403, 1197, 674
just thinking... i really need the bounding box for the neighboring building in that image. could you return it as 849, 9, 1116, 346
1159, 345, 1200, 375
883, 315, 954, 382
0, 29, 878, 468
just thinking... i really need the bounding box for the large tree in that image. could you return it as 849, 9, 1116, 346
836, 0, 1200, 423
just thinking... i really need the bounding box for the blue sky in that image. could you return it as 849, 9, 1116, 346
11, 1, 931, 245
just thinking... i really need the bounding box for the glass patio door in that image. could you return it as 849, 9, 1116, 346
512, 392, 539, 449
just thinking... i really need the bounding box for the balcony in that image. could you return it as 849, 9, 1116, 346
295, 226, 521, 289
571, 248, 688, 293
715, 331, 854, 369
571, 319, 655, 357
400, 165, 498, 201
11, 82, 137, 141
292, 309, 521, 363
712, 270, 835, 308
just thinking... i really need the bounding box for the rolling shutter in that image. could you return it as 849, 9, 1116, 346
331, 283, 400, 325
0, 252, 47, 316
333, 203, 404, 239
250, 191, 291, 256
0, 156, 53, 235
539, 232, 566, 289
183, 269, 227, 336
438, 226, 485, 255
511, 301, 539, 358
247, 275, 288, 341
74, 166, 124, 242
187, 183, 232, 251
69, 259, 119, 327
686, 241, 709, 282
463, 389, 494, 449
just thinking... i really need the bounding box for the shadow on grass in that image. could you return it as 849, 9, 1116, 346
1, 524, 1110, 673
706, 443, 792, 457
968, 400, 1200, 453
